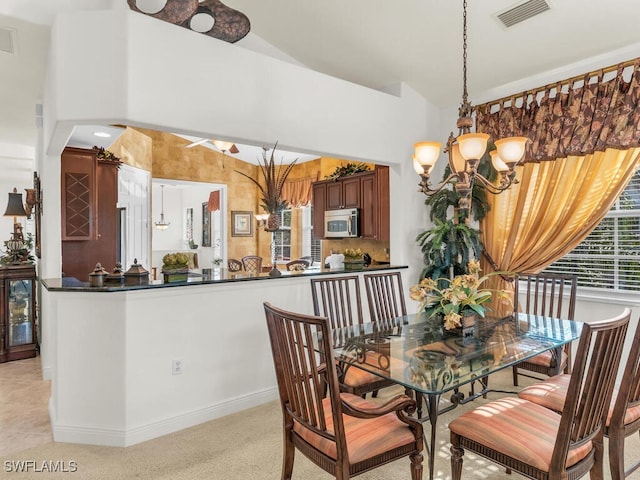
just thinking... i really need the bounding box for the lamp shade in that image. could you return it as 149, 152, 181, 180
213, 140, 234, 152
489, 151, 509, 172
495, 136, 528, 165
412, 156, 424, 175
4, 188, 27, 217
414, 141, 442, 168
457, 133, 490, 161
450, 143, 466, 174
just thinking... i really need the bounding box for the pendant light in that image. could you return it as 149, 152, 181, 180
155, 184, 170, 230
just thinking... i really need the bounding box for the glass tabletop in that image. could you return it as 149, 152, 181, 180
325, 312, 583, 395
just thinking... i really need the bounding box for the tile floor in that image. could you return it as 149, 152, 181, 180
0, 356, 52, 456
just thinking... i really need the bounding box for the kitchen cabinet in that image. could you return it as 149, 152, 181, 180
61, 147, 120, 280
312, 166, 389, 241
326, 175, 361, 210
0, 264, 37, 363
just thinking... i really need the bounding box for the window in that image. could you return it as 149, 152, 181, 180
273, 209, 292, 263
544, 168, 640, 292
301, 206, 322, 264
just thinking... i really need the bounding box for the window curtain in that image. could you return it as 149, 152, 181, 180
281, 177, 314, 208
474, 59, 640, 303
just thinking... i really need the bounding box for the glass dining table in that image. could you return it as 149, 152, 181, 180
324, 312, 583, 480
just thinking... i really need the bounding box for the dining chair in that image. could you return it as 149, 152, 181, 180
511, 273, 578, 386
227, 258, 243, 272
285, 259, 310, 271
518, 316, 640, 480
449, 308, 630, 480
363, 271, 407, 326
310, 276, 395, 398
241, 255, 262, 273
263, 302, 424, 480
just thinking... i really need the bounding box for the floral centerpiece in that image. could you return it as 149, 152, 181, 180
162, 252, 190, 282
343, 248, 364, 261
409, 260, 512, 330
343, 248, 364, 270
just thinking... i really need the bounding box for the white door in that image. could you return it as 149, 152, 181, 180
118, 165, 150, 270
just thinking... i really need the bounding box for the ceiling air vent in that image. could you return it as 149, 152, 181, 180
497, 0, 551, 28
0, 27, 16, 55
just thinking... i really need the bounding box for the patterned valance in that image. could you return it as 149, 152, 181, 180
281, 177, 314, 208
476, 58, 640, 163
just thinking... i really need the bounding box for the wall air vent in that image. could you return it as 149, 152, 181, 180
0, 27, 16, 55
496, 0, 551, 28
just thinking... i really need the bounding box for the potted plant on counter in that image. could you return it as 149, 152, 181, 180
343, 248, 365, 270
161, 252, 190, 283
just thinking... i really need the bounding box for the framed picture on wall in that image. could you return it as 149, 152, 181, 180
202, 202, 211, 246
231, 211, 253, 237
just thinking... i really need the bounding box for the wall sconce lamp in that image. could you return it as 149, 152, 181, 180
255, 213, 270, 230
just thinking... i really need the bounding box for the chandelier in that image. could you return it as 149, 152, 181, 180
413, 0, 528, 211
155, 185, 170, 230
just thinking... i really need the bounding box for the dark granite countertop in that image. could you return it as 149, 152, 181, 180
41, 264, 408, 292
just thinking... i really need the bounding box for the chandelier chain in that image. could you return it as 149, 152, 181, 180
462, 0, 468, 106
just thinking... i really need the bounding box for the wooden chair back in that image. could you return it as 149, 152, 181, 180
550, 309, 629, 472
241, 255, 263, 273
227, 258, 243, 272
286, 259, 310, 271
363, 271, 407, 325
514, 273, 577, 320
310, 276, 363, 330
263, 302, 424, 479
513, 273, 578, 384
450, 308, 630, 480
608, 317, 640, 479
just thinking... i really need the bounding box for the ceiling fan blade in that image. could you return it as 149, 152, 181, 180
229, 144, 239, 154
185, 138, 209, 148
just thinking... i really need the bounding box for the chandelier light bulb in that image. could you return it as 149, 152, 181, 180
495, 137, 528, 165
412, 156, 424, 175
457, 133, 490, 161
414, 141, 442, 168
489, 150, 509, 172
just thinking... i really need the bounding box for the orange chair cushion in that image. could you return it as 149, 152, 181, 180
341, 352, 391, 389
293, 393, 417, 464
521, 349, 568, 368
449, 397, 593, 472
519, 374, 640, 428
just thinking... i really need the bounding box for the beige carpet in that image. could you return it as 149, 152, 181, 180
2, 369, 637, 480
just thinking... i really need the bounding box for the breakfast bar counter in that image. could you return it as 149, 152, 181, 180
39, 265, 409, 448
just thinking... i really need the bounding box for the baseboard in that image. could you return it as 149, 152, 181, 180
50, 387, 279, 447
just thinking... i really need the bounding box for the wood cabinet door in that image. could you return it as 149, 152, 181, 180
61, 147, 96, 241
311, 182, 326, 239
342, 177, 361, 208
359, 172, 378, 239
326, 181, 343, 210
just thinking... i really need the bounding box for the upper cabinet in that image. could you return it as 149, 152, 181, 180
312, 166, 389, 241
61, 147, 120, 280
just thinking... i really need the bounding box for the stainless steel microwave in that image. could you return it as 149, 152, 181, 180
324, 208, 359, 238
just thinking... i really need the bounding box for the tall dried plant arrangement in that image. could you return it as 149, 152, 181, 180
235, 141, 298, 231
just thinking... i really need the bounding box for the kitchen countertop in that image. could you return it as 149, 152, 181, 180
41, 264, 408, 292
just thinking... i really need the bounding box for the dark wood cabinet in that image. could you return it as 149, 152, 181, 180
61, 147, 119, 281
0, 264, 37, 363
312, 166, 389, 241
312, 182, 327, 239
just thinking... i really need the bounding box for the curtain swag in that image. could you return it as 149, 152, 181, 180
281, 177, 314, 208
476, 58, 640, 163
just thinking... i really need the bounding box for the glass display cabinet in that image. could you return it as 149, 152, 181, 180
0, 264, 37, 363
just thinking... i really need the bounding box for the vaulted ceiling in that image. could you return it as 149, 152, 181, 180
2, 0, 639, 153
